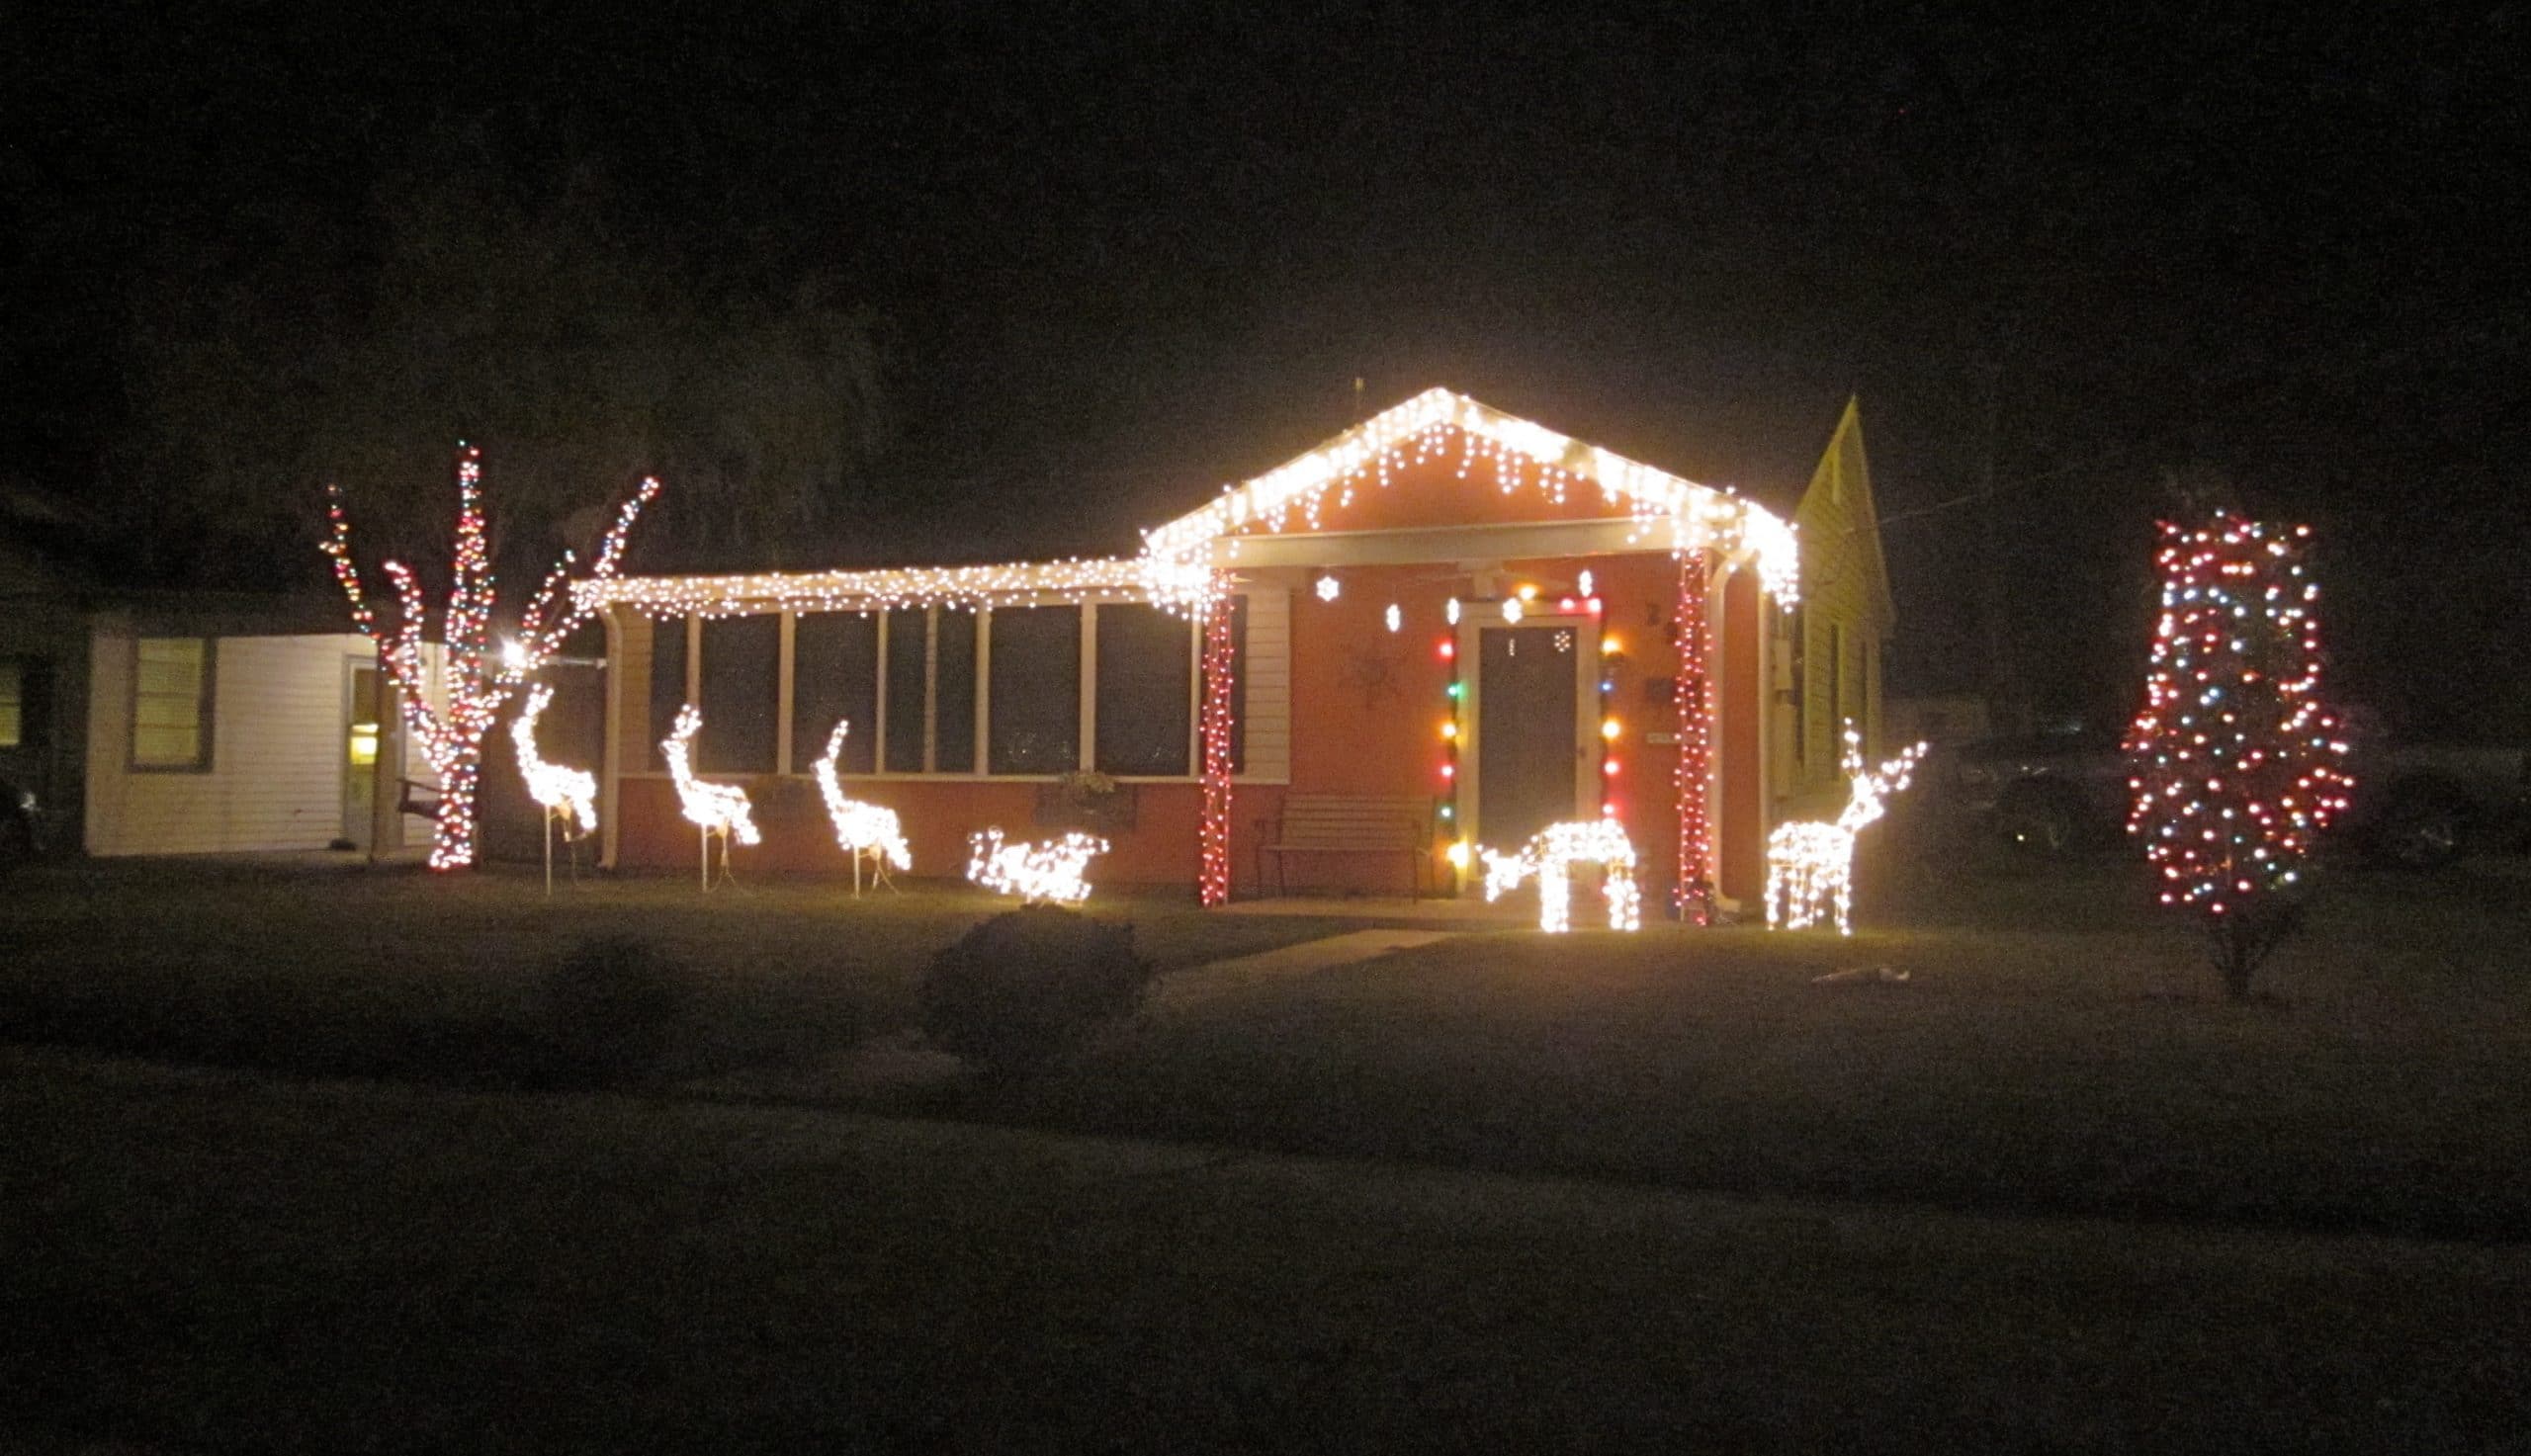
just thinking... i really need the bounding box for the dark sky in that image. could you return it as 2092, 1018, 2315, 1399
7, 2, 2524, 730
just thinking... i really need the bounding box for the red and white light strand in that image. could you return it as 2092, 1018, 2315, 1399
1673, 550, 1716, 924
1197, 576, 1239, 906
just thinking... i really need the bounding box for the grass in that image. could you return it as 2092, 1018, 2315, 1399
7, 1048, 2528, 1453
0, 856, 1352, 1088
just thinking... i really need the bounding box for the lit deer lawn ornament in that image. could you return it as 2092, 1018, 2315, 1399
1480, 816, 1642, 933
812, 720, 910, 896
511, 682, 596, 895
1766, 729, 1928, 935
967, 828, 1106, 906
661, 703, 759, 890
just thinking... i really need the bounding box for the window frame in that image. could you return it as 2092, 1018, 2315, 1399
129, 636, 218, 774
635, 593, 1248, 784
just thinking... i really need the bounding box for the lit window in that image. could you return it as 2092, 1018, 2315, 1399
131, 638, 214, 771
0, 658, 21, 748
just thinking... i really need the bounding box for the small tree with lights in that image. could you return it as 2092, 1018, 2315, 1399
322, 446, 658, 870
2126, 514, 2354, 1000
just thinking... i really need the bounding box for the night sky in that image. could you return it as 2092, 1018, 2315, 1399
7, 2, 2524, 734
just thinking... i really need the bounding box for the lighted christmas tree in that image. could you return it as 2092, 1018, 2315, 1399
323, 446, 658, 870
2126, 515, 2354, 999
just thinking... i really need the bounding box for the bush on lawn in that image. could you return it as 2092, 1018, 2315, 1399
532, 935, 696, 1087
919, 906, 1154, 1079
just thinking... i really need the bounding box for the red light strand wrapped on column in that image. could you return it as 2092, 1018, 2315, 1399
1673, 549, 1716, 924
1197, 574, 1239, 905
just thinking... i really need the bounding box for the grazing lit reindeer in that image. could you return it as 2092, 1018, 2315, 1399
1766, 729, 1928, 935
661, 703, 759, 890
1479, 815, 1642, 933
811, 720, 911, 896
967, 827, 1107, 906
511, 683, 597, 895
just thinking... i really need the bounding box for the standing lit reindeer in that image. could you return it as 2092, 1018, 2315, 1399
511, 683, 597, 895
661, 703, 759, 890
967, 828, 1106, 905
1479, 815, 1642, 933
811, 720, 910, 896
1765, 729, 1928, 935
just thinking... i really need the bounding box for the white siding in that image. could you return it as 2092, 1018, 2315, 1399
84, 631, 378, 855
1239, 587, 1291, 783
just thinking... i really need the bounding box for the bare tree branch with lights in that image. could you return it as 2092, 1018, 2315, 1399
322, 445, 658, 870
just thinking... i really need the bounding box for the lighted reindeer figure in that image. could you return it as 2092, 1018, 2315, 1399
661, 703, 760, 890
967, 828, 1107, 906
510, 683, 597, 895
1479, 815, 1642, 933
811, 720, 910, 896
1765, 729, 1929, 935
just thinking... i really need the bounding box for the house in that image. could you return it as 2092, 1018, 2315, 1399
1771, 398, 1895, 816
574, 387, 1866, 915
9, 483, 443, 860
80, 597, 439, 857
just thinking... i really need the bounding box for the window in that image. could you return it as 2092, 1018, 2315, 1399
0, 657, 21, 748
649, 616, 690, 771
882, 609, 928, 773
131, 637, 214, 771
793, 612, 878, 774
934, 609, 979, 773
1094, 604, 1192, 776
699, 615, 780, 774
1828, 622, 1847, 745
1785, 605, 1806, 765
987, 606, 1080, 774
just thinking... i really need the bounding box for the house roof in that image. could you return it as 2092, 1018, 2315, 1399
579, 387, 1799, 618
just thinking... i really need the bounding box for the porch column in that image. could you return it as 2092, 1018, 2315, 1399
1672, 549, 1716, 924
1197, 574, 1238, 905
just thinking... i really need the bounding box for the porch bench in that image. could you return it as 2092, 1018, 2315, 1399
1255, 795, 1436, 899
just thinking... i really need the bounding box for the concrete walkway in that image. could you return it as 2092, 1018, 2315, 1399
1159, 927, 1466, 1006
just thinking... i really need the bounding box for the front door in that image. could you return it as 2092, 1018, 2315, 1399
1473, 620, 1591, 852
342, 661, 400, 850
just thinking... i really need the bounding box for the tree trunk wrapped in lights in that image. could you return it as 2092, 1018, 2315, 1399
2126, 515, 2354, 1000
321, 446, 658, 870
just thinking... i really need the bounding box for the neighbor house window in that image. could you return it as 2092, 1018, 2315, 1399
131, 637, 215, 771
0, 657, 22, 748
792, 612, 878, 774
1093, 603, 1192, 776
987, 605, 1081, 774
698, 614, 779, 774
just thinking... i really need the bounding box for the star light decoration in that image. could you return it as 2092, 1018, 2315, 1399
2126, 517, 2351, 946
1765, 731, 1927, 935
322, 447, 657, 870
1480, 816, 1642, 933
968, 828, 1108, 906
662, 704, 760, 889
811, 721, 911, 895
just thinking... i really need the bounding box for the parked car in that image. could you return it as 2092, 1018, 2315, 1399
0, 776, 43, 872
1943, 724, 2529, 868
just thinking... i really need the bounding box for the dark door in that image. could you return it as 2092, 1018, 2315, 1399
1478, 625, 1580, 849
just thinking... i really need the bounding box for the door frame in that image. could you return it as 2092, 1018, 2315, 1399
1454, 608, 1601, 870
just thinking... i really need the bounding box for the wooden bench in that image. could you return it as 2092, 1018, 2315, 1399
395, 777, 441, 821
1255, 795, 1436, 899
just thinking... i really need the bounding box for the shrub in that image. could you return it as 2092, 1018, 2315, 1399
532, 935, 696, 1087
919, 906, 1154, 1079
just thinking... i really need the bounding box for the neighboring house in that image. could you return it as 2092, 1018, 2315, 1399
575, 387, 1833, 911
1771, 398, 1894, 815
82, 599, 437, 856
